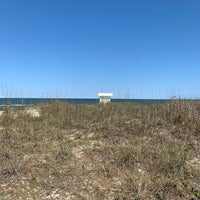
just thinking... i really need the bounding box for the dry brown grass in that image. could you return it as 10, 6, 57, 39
0, 99, 199, 199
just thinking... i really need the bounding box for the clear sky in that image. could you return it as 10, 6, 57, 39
0, 0, 200, 98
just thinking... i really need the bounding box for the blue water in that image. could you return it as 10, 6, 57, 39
0, 98, 170, 107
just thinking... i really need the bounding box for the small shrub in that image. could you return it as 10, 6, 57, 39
117, 142, 137, 170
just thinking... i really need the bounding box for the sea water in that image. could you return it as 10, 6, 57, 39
0, 98, 170, 107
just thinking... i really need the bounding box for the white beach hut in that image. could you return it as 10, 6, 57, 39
98, 93, 113, 103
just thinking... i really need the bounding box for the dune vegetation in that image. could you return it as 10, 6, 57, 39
0, 99, 199, 199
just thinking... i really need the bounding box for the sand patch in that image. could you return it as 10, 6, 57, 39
0, 111, 4, 116
26, 109, 40, 117
72, 146, 84, 159
187, 157, 200, 170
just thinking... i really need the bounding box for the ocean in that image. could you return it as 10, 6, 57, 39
0, 98, 170, 107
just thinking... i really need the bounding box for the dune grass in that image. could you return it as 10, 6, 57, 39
0, 99, 199, 199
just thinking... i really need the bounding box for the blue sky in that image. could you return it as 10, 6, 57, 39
0, 0, 200, 98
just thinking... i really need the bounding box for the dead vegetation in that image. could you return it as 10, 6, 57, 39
0, 99, 199, 199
